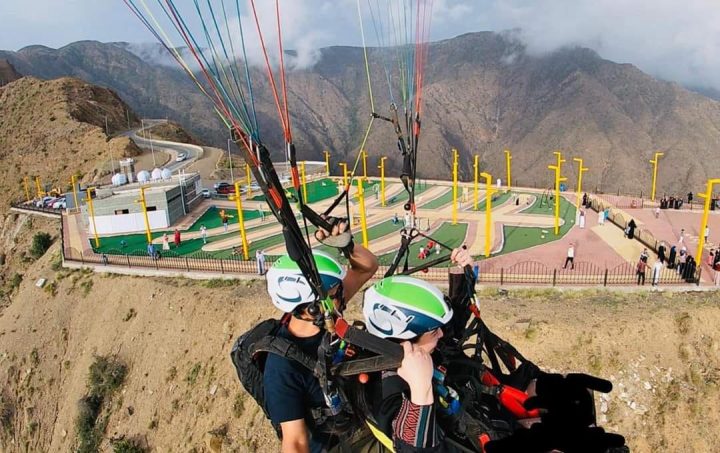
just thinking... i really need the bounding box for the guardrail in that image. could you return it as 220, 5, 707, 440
61, 243, 701, 286
10, 201, 63, 216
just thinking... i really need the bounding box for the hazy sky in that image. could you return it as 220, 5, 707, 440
1, 0, 719, 91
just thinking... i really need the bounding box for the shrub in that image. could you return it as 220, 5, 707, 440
29, 232, 53, 259
88, 356, 127, 398
112, 438, 146, 453
76, 356, 127, 453
8, 273, 22, 291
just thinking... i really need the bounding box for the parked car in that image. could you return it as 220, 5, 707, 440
52, 198, 67, 209
201, 188, 212, 199
35, 196, 54, 208
216, 183, 234, 195
213, 181, 228, 190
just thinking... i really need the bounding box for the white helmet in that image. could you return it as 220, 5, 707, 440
363, 276, 453, 340
266, 250, 346, 313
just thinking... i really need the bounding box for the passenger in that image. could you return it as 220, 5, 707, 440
262, 220, 378, 453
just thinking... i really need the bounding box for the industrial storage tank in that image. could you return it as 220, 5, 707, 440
151, 168, 163, 181
161, 168, 172, 180
111, 173, 128, 186
137, 170, 151, 183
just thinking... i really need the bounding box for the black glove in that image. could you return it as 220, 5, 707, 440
524, 372, 612, 427
485, 423, 626, 453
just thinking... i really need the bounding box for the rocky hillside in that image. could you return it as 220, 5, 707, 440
0, 59, 22, 86
0, 76, 143, 208
2, 35, 720, 194
0, 241, 719, 453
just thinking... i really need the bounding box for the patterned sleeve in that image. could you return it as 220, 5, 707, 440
392, 394, 439, 450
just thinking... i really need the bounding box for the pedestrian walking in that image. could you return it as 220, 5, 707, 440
563, 243, 575, 269
704, 226, 710, 243
636, 258, 647, 285
579, 209, 586, 229
147, 242, 156, 258
651, 260, 663, 289
640, 248, 649, 263
256, 249, 266, 275
223, 215, 229, 232
654, 206, 661, 219
200, 225, 208, 244
598, 208, 605, 225
174, 228, 181, 248
678, 228, 685, 245
626, 219, 637, 239
162, 233, 170, 251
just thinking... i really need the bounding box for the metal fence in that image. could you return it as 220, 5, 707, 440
61, 242, 702, 286
10, 201, 63, 216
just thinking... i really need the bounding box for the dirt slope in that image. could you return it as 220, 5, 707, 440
1, 233, 718, 452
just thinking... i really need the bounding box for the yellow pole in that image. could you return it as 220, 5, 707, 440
35, 176, 43, 198
505, 149, 512, 189
452, 148, 458, 225
234, 182, 250, 260
324, 150, 330, 177
573, 157, 589, 208
357, 177, 369, 248
649, 152, 664, 202
86, 187, 101, 248
480, 172, 496, 257
136, 186, 152, 244
473, 155, 479, 211
696, 179, 720, 263
23, 176, 30, 202
70, 175, 80, 211
246, 163, 252, 197
547, 162, 567, 236
339, 163, 348, 189
361, 150, 368, 180
300, 161, 308, 202
379, 157, 387, 207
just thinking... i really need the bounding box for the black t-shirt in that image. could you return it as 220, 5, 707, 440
263, 324, 331, 453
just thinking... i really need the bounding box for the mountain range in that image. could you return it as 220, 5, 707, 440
2, 32, 719, 195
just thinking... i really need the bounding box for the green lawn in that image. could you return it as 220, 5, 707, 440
497, 194, 576, 256
92, 216, 277, 256
419, 188, 453, 210
187, 206, 268, 231
386, 183, 432, 207
376, 222, 469, 267
475, 190, 513, 211
317, 219, 403, 255
252, 178, 339, 204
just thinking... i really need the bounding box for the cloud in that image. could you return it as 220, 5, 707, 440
482, 0, 720, 91
2, 0, 720, 92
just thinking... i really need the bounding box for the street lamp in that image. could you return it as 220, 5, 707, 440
379, 157, 387, 207
504, 149, 512, 189
548, 151, 567, 235
649, 152, 664, 202
696, 178, 720, 264
141, 119, 157, 167
86, 187, 101, 248
452, 149, 459, 225
480, 171, 496, 257
573, 157, 589, 208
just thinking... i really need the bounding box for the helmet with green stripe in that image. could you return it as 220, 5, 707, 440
266, 250, 346, 313
363, 276, 453, 340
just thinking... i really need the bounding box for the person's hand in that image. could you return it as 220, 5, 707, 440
314, 215, 348, 242
451, 247, 473, 268
524, 372, 612, 427
397, 341, 434, 405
